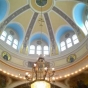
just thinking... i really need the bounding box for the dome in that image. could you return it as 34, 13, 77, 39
0, 0, 88, 88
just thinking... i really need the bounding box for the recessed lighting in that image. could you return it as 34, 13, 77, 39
0, 69, 2, 71
86, 65, 88, 67
75, 71, 78, 73
3, 71, 6, 73
79, 69, 82, 71
59, 76, 62, 78
7, 72, 10, 75
71, 73, 74, 75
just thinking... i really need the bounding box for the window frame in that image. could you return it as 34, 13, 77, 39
36, 45, 42, 55
12, 39, 18, 49
0, 31, 7, 41
43, 46, 49, 55
6, 35, 13, 45
60, 41, 66, 51
29, 45, 35, 54
66, 38, 72, 48
72, 34, 79, 45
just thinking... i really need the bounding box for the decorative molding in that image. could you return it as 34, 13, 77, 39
23, 12, 38, 48
65, 33, 70, 38
77, 0, 88, 3
0, 5, 30, 31
67, 54, 76, 63
10, 30, 14, 36
86, 39, 88, 50
44, 13, 56, 54
1, 51, 11, 61
52, 6, 80, 35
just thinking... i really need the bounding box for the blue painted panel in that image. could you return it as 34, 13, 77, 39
6, 23, 24, 49
29, 33, 50, 46
0, 0, 8, 21
56, 26, 73, 49
73, 3, 86, 35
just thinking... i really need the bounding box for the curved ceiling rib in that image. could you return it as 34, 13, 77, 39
23, 12, 38, 49
56, 0, 88, 4
77, 0, 88, 4
0, 4, 30, 32
52, 6, 84, 41
44, 13, 56, 54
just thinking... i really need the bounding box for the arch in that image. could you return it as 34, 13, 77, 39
6, 23, 25, 49
73, 3, 87, 35
29, 33, 50, 46
56, 25, 74, 50
0, 0, 8, 22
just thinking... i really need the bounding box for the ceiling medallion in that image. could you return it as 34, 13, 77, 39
29, 0, 54, 13
36, 0, 47, 6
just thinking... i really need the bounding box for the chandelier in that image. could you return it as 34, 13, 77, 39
25, 57, 55, 82
24, 0, 55, 88
24, 56, 55, 88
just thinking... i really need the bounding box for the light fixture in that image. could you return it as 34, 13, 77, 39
24, 1, 55, 87
24, 56, 55, 88
25, 56, 55, 82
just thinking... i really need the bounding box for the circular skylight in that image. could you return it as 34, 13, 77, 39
36, 0, 47, 6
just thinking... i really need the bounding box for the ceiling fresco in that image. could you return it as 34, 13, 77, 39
0, 0, 87, 54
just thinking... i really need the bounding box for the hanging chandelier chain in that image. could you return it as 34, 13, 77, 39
24, 0, 56, 83
38, 0, 44, 44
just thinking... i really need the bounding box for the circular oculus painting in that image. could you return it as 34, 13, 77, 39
36, 0, 47, 6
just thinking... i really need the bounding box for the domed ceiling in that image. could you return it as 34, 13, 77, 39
0, 0, 87, 56
0, 0, 88, 84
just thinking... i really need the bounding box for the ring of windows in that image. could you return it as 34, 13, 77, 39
60, 34, 79, 52
0, 31, 18, 49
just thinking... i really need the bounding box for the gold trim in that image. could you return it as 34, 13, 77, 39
0, 54, 88, 73
1, 51, 11, 61
30, 0, 53, 12
67, 54, 76, 63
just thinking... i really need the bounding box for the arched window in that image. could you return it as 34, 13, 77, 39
0, 31, 7, 41
36, 45, 42, 55
60, 41, 66, 51
6, 35, 13, 45
66, 38, 72, 48
29, 45, 35, 54
12, 39, 18, 49
72, 34, 79, 44
43, 46, 49, 55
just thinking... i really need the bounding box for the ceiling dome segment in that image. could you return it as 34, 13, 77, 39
29, 33, 50, 46
73, 3, 87, 35
6, 23, 25, 49
56, 25, 74, 50
0, 0, 9, 22
29, 0, 54, 13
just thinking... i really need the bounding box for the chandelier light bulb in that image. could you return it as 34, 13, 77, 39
25, 72, 29, 75
52, 68, 55, 71
52, 77, 55, 81
44, 67, 48, 71
34, 63, 37, 67
28, 74, 31, 77
45, 77, 48, 80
